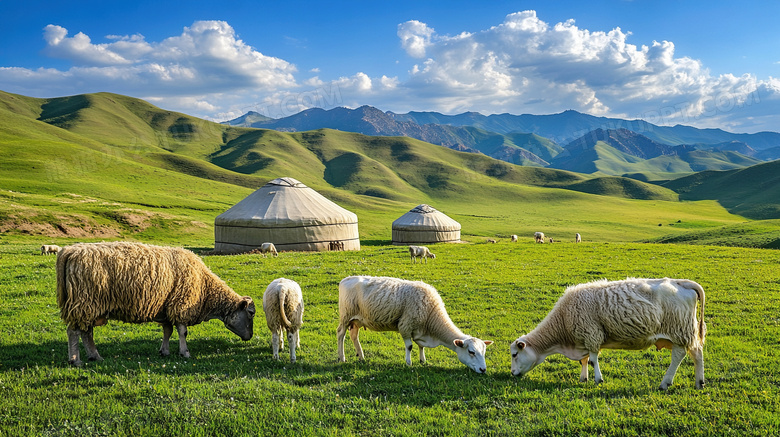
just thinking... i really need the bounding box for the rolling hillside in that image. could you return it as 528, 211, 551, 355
0, 90, 753, 245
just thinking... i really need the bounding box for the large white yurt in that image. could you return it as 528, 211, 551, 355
214, 177, 360, 253
391, 204, 461, 245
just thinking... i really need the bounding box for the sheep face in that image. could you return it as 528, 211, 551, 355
510, 337, 539, 377
453, 338, 492, 374
223, 297, 256, 341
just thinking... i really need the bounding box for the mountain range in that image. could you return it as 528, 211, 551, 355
226, 106, 780, 178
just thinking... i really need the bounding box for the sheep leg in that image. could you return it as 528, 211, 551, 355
337, 323, 347, 362
159, 322, 173, 356
579, 357, 589, 382
403, 338, 414, 366
66, 326, 83, 366
348, 321, 365, 360
660, 345, 687, 390
279, 328, 285, 351
419, 345, 426, 364
271, 328, 281, 360
79, 327, 103, 362
288, 330, 299, 363
176, 324, 190, 359
589, 352, 603, 385
690, 346, 705, 390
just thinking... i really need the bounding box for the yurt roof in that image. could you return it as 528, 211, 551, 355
392, 204, 460, 231
215, 177, 358, 227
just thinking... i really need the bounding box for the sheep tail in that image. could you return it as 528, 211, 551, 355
678, 279, 706, 343
55, 248, 70, 320
279, 288, 292, 330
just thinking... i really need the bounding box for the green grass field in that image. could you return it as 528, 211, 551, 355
2, 241, 779, 435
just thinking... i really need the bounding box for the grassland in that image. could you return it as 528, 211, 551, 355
1, 241, 779, 436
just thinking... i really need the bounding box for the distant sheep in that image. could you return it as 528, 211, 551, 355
41, 244, 61, 255
409, 245, 436, 263
575, 233, 582, 243
262, 278, 304, 363
510, 278, 706, 390
548, 237, 554, 243
486, 238, 497, 244
510, 235, 518, 242
337, 276, 493, 373
258, 242, 278, 257
56, 242, 256, 366
534, 232, 545, 243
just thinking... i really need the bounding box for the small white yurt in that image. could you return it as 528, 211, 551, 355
215, 177, 360, 253
391, 204, 461, 245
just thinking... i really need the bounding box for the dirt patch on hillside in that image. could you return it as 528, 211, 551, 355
0, 215, 121, 238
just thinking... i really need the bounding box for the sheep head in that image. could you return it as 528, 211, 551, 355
223, 296, 255, 341
453, 337, 492, 374
510, 337, 539, 377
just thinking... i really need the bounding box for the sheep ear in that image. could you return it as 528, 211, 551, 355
453, 339, 465, 348
483, 340, 493, 346
239, 296, 253, 311
515, 340, 526, 350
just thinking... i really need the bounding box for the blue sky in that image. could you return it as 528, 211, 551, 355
2, 0, 780, 133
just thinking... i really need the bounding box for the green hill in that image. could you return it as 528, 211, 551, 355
0, 90, 747, 246
662, 159, 780, 220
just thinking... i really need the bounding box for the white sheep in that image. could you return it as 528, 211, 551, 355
57, 242, 256, 366
257, 242, 278, 257
510, 235, 518, 242
534, 232, 545, 243
510, 278, 706, 390
337, 275, 493, 373
41, 244, 61, 255
575, 233, 582, 243
408, 245, 436, 263
262, 278, 304, 362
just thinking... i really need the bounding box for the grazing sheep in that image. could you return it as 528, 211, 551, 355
337, 275, 493, 373
548, 237, 554, 243
258, 242, 278, 257
41, 244, 61, 255
56, 242, 256, 366
575, 233, 582, 243
510, 278, 706, 390
486, 238, 497, 244
262, 278, 304, 363
510, 235, 518, 242
534, 232, 545, 243
408, 245, 436, 263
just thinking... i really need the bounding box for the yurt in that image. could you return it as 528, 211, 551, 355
391, 204, 461, 245
214, 177, 360, 253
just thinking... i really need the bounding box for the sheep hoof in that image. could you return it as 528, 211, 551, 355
69, 359, 84, 367
579, 377, 588, 383
696, 380, 705, 390
180, 351, 191, 359
659, 383, 671, 391
87, 355, 103, 362
159, 350, 170, 357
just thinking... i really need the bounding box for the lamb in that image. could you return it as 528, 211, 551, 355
534, 232, 545, 243
336, 275, 493, 373
510, 235, 518, 242
510, 277, 706, 390
56, 241, 256, 366
408, 245, 436, 263
41, 244, 61, 255
258, 242, 278, 257
486, 238, 497, 244
575, 233, 582, 243
262, 278, 304, 363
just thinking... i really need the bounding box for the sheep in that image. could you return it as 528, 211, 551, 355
548, 237, 554, 243
262, 278, 304, 363
534, 232, 545, 243
575, 233, 582, 243
510, 235, 518, 242
336, 275, 493, 373
257, 242, 278, 257
56, 241, 256, 366
510, 277, 706, 390
486, 238, 497, 244
409, 245, 436, 263
41, 244, 61, 255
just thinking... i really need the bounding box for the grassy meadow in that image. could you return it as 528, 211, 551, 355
2, 240, 779, 436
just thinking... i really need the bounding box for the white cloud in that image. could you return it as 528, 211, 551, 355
1, 21, 298, 110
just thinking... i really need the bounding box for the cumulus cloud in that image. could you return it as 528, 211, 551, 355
377, 10, 780, 132
1, 21, 298, 110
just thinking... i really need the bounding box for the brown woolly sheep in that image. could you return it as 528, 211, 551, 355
57, 241, 256, 366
